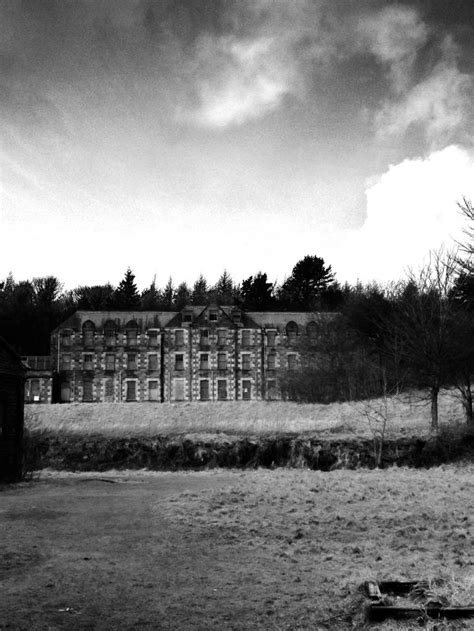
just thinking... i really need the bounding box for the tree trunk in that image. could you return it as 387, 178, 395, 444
463, 381, 473, 426
430, 386, 439, 433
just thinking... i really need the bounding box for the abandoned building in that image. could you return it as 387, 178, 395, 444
0, 336, 26, 480
26, 305, 335, 403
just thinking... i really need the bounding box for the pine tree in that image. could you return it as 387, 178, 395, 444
141, 276, 162, 310
113, 268, 140, 309
175, 282, 191, 310
191, 275, 209, 304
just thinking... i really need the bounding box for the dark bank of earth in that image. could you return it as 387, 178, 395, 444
24, 428, 474, 472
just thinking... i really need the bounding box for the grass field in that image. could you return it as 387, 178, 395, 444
25, 389, 466, 439
1, 466, 473, 630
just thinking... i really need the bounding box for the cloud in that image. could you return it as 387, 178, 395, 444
375, 39, 473, 146
177, 0, 334, 129
357, 5, 428, 93
181, 35, 294, 128
333, 145, 474, 283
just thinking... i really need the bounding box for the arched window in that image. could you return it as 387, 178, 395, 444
286, 321, 298, 342
125, 320, 138, 346
307, 321, 318, 341
82, 321, 95, 347
104, 320, 116, 346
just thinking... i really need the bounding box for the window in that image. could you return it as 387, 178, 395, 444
286, 321, 298, 342
149, 380, 160, 401
148, 354, 158, 370
267, 380, 277, 400
104, 378, 114, 401
217, 329, 227, 345
217, 380, 227, 400
175, 330, 184, 346
126, 321, 138, 346
61, 329, 72, 346
82, 321, 95, 347
29, 379, 41, 402
242, 380, 251, 400
62, 354, 72, 371
60, 382, 71, 403
242, 354, 251, 371
267, 352, 276, 370
266, 330, 277, 347
209, 310, 218, 322
307, 321, 318, 341
200, 380, 210, 401
104, 321, 116, 346
183, 313, 192, 323
105, 353, 115, 371
217, 352, 227, 370
175, 353, 184, 371
127, 353, 137, 370
148, 330, 158, 347
242, 330, 251, 346
173, 378, 185, 401
200, 353, 209, 370
200, 329, 209, 344
83, 378, 93, 402
288, 354, 297, 370
126, 381, 137, 401
83, 354, 94, 370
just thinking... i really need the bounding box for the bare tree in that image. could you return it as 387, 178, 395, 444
393, 250, 466, 432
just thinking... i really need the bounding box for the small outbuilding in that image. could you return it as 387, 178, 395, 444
0, 336, 26, 481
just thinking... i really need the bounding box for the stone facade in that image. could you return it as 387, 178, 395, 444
0, 336, 26, 480
22, 356, 53, 403
48, 305, 336, 403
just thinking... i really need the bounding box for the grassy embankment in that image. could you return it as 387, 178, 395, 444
23, 390, 474, 472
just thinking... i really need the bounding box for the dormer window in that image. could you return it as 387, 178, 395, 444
183, 313, 192, 323
209, 311, 218, 322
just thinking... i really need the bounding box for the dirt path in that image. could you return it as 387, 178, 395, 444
1, 467, 473, 630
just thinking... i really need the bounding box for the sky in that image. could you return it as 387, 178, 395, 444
1, 0, 473, 291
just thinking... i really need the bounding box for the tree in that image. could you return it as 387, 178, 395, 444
75, 284, 115, 310
113, 268, 140, 309
390, 251, 467, 431
160, 277, 175, 310
211, 270, 235, 305
174, 282, 191, 310
278, 255, 336, 310
191, 275, 209, 305
141, 276, 162, 310
240, 272, 275, 310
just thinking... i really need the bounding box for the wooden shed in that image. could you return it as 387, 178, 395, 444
0, 336, 26, 481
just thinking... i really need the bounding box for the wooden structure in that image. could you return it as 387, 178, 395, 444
0, 336, 26, 481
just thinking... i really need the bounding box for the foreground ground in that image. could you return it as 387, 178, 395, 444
1, 466, 473, 630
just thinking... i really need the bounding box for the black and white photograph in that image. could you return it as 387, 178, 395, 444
1, 1, 473, 628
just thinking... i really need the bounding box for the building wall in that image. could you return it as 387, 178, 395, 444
48, 308, 335, 403
0, 342, 25, 480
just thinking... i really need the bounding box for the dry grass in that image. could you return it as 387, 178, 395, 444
1, 466, 473, 629
24, 390, 465, 439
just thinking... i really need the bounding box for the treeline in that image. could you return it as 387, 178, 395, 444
0, 255, 342, 355
280, 201, 474, 429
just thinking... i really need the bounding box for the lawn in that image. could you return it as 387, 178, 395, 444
24, 389, 465, 439
1, 465, 473, 630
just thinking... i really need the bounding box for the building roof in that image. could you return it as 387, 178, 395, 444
51, 308, 340, 332
0, 336, 26, 375
246, 311, 339, 328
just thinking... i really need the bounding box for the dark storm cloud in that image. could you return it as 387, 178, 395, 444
1, 0, 472, 135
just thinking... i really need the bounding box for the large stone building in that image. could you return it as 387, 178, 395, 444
45, 305, 335, 403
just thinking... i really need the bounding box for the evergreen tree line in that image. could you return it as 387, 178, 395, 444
0, 255, 341, 354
